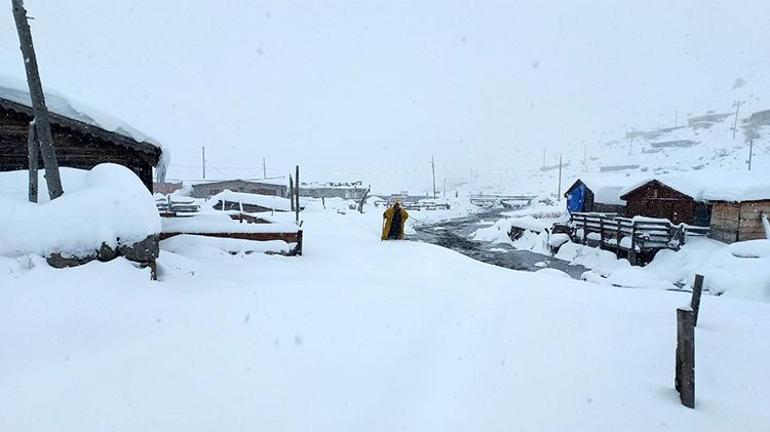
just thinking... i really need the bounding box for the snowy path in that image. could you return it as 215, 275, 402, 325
1, 211, 769, 431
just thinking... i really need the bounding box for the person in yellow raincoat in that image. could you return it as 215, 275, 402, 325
382, 202, 409, 240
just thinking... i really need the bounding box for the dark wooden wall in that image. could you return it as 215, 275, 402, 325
0, 107, 157, 190
623, 181, 699, 225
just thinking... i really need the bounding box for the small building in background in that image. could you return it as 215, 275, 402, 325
619, 179, 711, 226
191, 179, 288, 199
710, 200, 770, 243
153, 181, 183, 195
618, 173, 770, 239
564, 177, 630, 214
0, 77, 165, 191
298, 181, 368, 200
700, 175, 770, 243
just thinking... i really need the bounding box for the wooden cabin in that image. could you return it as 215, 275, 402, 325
191, 179, 288, 199
702, 175, 770, 243
620, 179, 712, 226
564, 178, 628, 214
0, 85, 163, 191
710, 200, 770, 243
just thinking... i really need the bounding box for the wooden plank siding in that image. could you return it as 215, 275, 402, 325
621, 180, 700, 225
1, 102, 161, 190
706, 201, 769, 243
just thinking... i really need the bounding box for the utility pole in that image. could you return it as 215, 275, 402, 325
13, 0, 63, 200
542, 149, 546, 168
557, 154, 563, 201
262, 157, 267, 179
732, 100, 742, 141
748, 139, 754, 171
201, 146, 206, 179
675, 109, 678, 127
430, 156, 437, 199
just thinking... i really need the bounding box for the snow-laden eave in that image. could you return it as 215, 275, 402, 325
0, 97, 162, 159
0, 73, 168, 177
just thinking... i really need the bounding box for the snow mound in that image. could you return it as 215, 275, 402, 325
0, 164, 160, 258
160, 235, 289, 258
535, 268, 571, 278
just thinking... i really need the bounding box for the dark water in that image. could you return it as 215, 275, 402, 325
410, 210, 588, 279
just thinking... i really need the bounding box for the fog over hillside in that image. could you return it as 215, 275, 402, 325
1, 0, 768, 193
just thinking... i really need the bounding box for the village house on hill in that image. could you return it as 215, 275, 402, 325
0, 75, 165, 191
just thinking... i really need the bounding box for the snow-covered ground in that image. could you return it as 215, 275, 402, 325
1, 206, 769, 431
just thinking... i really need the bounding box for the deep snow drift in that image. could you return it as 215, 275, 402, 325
0, 164, 160, 258
1, 205, 769, 431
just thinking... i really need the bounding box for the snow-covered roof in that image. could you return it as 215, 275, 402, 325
0, 73, 166, 166
621, 171, 770, 202
568, 175, 643, 205
210, 190, 291, 212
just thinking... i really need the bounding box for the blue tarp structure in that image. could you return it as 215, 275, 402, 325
566, 183, 586, 213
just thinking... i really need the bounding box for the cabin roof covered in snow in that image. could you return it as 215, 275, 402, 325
620, 171, 770, 202
566, 175, 642, 205
0, 74, 164, 160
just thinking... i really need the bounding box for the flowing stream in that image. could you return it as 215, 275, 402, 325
410, 210, 588, 279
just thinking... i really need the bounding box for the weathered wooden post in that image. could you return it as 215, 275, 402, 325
12, 0, 64, 200
295, 165, 300, 224
27, 122, 38, 202
289, 175, 295, 212
629, 221, 638, 265
675, 307, 695, 408
599, 216, 605, 244
691, 274, 704, 327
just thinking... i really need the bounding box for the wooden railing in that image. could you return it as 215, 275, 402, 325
156, 196, 200, 217
569, 212, 710, 252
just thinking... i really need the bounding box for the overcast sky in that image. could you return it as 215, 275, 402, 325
1, 0, 767, 192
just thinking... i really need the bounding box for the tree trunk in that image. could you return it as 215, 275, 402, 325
27, 121, 38, 202
12, 0, 63, 200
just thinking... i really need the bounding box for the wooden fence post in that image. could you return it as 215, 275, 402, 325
675, 307, 695, 408
629, 222, 637, 265
295, 165, 300, 224
691, 274, 704, 327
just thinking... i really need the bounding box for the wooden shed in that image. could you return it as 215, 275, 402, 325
710, 201, 770, 242
701, 175, 770, 243
564, 177, 631, 214
619, 179, 712, 226
0, 79, 164, 191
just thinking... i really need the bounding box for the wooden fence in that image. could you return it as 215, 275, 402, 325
156, 196, 200, 217
568, 212, 710, 262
